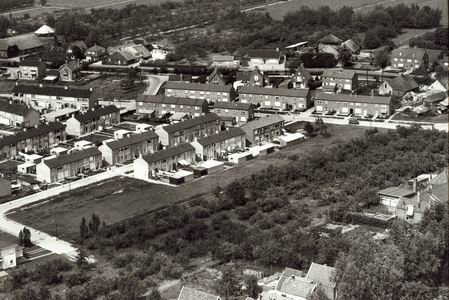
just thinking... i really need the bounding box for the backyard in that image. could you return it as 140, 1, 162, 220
9, 125, 369, 241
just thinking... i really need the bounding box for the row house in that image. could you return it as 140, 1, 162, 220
212, 101, 254, 125
155, 113, 221, 146
66, 105, 120, 137
322, 69, 357, 92
314, 93, 393, 117
240, 114, 285, 145
165, 82, 236, 102
36, 147, 102, 183
0, 122, 66, 159
12, 83, 95, 112
136, 95, 208, 117
390, 47, 429, 70
191, 127, 246, 161
239, 86, 312, 111
247, 49, 286, 72
99, 131, 159, 165
0, 100, 39, 128
18, 60, 46, 80
134, 143, 196, 179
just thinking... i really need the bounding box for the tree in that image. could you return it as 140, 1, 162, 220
40, 0, 47, 6
363, 31, 382, 49
18, 230, 24, 247
213, 183, 222, 199
216, 270, 240, 300
225, 181, 246, 206
245, 275, 262, 298
338, 47, 352, 67
304, 122, 314, 135
374, 50, 390, 81
308, 284, 330, 300
75, 247, 88, 269
79, 217, 88, 242
88, 213, 101, 236
314, 117, 328, 137
21, 227, 32, 247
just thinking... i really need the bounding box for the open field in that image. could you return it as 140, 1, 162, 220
9, 125, 370, 241
47, 0, 184, 9
392, 28, 436, 47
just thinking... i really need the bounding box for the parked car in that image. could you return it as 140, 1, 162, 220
349, 116, 359, 124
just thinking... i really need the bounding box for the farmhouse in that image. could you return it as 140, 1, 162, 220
36, 147, 102, 183
165, 82, 236, 102
240, 114, 285, 145
322, 69, 358, 92
248, 49, 286, 72
212, 101, 254, 125
0, 100, 39, 128
0, 33, 44, 58
99, 131, 159, 165
134, 143, 196, 179
379, 74, 419, 97
314, 93, 393, 117
239, 86, 311, 111
18, 60, 46, 80
191, 127, 246, 161
137, 95, 208, 118
155, 113, 221, 146
106, 51, 138, 65
306, 263, 337, 300
0, 122, 66, 160
12, 83, 95, 112
177, 287, 221, 300
85, 45, 107, 62
66, 106, 120, 137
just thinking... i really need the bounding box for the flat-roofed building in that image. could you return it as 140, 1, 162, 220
240, 114, 285, 145
99, 131, 159, 165
191, 127, 246, 161
12, 83, 95, 112
136, 95, 208, 117
36, 147, 102, 183
0, 122, 66, 160
155, 113, 221, 146
165, 82, 236, 102
212, 101, 254, 125
0, 99, 39, 128
134, 143, 196, 179
314, 93, 393, 117
248, 49, 286, 72
322, 69, 357, 92
66, 106, 120, 136
240, 86, 311, 111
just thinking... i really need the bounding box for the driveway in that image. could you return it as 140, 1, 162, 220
144, 75, 169, 96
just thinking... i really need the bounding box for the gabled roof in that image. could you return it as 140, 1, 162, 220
43, 147, 101, 169
323, 69, 356, 79
240, 86, 309, 98
86, 44, 106, 53
319, 44, 339, 56
241, 114, 284, 131
18, 60, 45, 67
165, 82, 233, 93
0, 33, 44, 51
391, 48, 427, 60
429, 168, 448, 186
213, 101, 252, 110
177, 286, 220, 300
0, 99, 37, 117
105, 131, 158, 150
276, 273, 316, 298
196, 128, 245, 147
34, 24, 55, 35
68, 40, 87, 50
207, 67, 224, 82
378, 186, 415, 198
341, 39, 360, 53
319, 34, 343, 45
306, 263, 336, 288
314, 93, 392, 105
138, 95, 206, 107
125, 44, 151, 58
59, 61, 80, 72
424, 92, 447, 103
142, 143, 195, 165
385, 74, 419, 92
12, 84, 92, 99
236, 71, 251, 82
73, 105, 119, 123
248, 49, 280, 59
0, 122, 65, 148
295, 65, 312, 81
212, 55, 235, 62
159, 113, 220, 134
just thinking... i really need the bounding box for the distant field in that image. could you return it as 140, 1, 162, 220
47, 0, 184, 9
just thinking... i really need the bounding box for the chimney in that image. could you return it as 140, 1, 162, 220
412, 178, 417, 193
89, 88, 93, 92
417, 191, 421, 208
15, 81, 18, 86
291, 275, 295, 280
371, 89, 374, 97
39, 83, 43, 88
64, 86, 69, 90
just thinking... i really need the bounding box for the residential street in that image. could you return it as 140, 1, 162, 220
144, 75, 169, 96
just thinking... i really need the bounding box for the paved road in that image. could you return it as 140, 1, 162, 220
0, 164, 133, 260
144, 75, 169, 96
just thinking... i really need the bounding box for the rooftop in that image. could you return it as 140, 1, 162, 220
378, 186, 415, 198
105, 131, 158, 150
306, 262, 336, 288
141, 143, 195, 165
241, 114, 284, 131
248, 49, 281, 59
177, 286, 220, 300
196, 127, 245, 147
18, 60, 45, 67
213, 101, 252, 110
319, 34, 343, 45
43, 147, 101, 169
158, 113, 220, 134
314, 93, 392, 105
385, 74, 419, 92
138, 95, 206, 107
0, 32, 44, 51
323, 69, 356, 79
0, 99, 37, 117
0, 122, 65, 148
240, 86, 310, 98
165, 81, 233, 93
73, 105, 119, 123
13, 84, 92, 99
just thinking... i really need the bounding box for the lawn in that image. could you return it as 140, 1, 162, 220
392, 110, 449, 123
47, 0, 184, 9
9, 125, 369, 241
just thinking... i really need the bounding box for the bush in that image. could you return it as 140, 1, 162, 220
235, 202, 258, 220
66, 272, 90, 288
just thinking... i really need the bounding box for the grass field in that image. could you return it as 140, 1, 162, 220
9, 125, 370, 241
47, 0, 183, 9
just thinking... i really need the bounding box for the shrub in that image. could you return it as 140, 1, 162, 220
235, 202, 258, 220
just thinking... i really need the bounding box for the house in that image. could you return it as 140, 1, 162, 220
155, 113, 221, 146
319, 34, 343, 46
191, 127, 246, 161
0, 178, 11, 198
0, 122, 66, 160
378, 74, 419, 97
341, 39, 361, 54
207, 67, 226, 85
240, 114, 285, 145
292, 65, 312, 89
314, 93, 393, 117
66, 41, 87, 60
424, 92, 447, 111
151, 45, 171, 61
58, 61, 81, 82
136, 95, 208, 118
306, 263, 337, 300
124, 44, 151, 60
177, 286, 221, 300
428, 79, 448, 92
0, 33, 44, 58
12, 83, 95, 112
18, 60, 46, 80
0, 100, 39, 128
165, 82, 236, 102
248, 49, 286, 72
212, 101, 254, 125
34, 24, 55, 38
211, 55, 240, 68
85, 45, 107, 62
99, 131, 159, 165
318, 44, 339, 58
239, 87, 312, 111
0, 232, 24, 270
390, 48, 429, 70
378, 185, 416, 211
65, 105, 120, 136
134, 143, 196, 179
36, 147, 102, 183
235, 68, 267, 89
106, 51, 138, 65
322, 69, 358, 92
